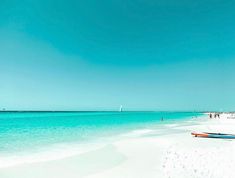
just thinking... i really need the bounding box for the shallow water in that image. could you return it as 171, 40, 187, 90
0, 111, 202, 167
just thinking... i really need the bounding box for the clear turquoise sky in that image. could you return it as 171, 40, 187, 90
0, 0, 235, 111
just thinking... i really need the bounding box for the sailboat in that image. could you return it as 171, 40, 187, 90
119, 105, 123, 112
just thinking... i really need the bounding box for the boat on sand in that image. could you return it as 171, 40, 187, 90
192, 132, 235, 139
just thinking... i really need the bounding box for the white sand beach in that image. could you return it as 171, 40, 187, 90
1, 113, 235, 178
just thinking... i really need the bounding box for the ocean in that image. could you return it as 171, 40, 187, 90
0, 111, 203, 167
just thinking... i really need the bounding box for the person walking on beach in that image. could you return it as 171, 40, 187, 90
209, 113, 212, 119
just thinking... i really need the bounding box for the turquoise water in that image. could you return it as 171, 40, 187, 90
0, 112, 202, 167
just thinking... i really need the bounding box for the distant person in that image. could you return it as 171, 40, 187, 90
161, 117, 164, 121
209, 113, 212, 119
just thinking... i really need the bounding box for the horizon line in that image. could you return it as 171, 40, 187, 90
0, 110, 228, 113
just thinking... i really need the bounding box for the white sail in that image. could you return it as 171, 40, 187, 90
119, 105, 123, 112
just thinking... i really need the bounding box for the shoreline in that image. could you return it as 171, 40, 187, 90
0, 112, 201, 169
2, 114, 235, 178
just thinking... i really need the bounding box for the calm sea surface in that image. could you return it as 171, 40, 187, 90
0, 111, 203, 167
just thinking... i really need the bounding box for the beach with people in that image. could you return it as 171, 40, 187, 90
1, 0, 235, 177
1, 112, 235, 178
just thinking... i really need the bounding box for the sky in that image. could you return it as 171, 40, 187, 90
0, 0, 235, 111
